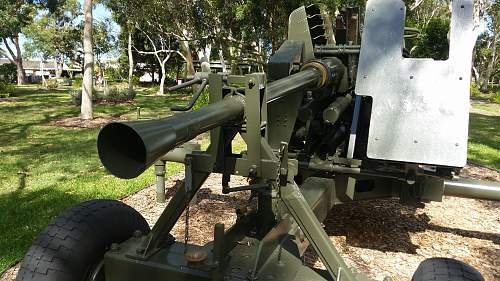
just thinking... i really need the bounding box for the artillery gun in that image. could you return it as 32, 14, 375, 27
17, 0, 500, 281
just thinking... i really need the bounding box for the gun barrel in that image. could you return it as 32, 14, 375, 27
98, 94, 245, 179
98, 64, 329, 179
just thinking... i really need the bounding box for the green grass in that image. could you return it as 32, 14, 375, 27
0, 85, 185, 273
469, 103, 500, 170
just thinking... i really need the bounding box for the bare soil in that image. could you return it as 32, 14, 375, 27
2, 165, 499, 281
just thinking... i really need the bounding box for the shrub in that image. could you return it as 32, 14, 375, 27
70, 86, 135, 105
132, 76, 140, 86
470, 82, 481, 98
490, 92, 500, 104
0, 82, 15, 98
104, 86, 136, 102
0, 63, 16, 83
45, 78, 59, 89
72, 77, 83, 88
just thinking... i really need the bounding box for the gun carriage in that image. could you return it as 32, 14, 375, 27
17, 1, 500, 281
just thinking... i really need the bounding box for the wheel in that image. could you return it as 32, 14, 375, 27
16, 199, 150, 281
412, 257, 484, 281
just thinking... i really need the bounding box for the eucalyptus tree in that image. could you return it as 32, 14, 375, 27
103, 0, 142, 91
23, 0, 81, 78
473, 0, 499, 91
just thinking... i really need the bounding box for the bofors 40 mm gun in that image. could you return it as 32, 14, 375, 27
16, 1, 500, 281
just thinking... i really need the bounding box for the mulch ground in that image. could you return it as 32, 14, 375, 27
2, 166, 498, 281
48, 116, 128, 129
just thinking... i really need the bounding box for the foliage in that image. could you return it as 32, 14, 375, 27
410, 18, 450, 60
72, 76, 83, 88
471, 82, 500, 104
0, 63, 16, 82
491, 92, 500, 104
22, 0, 82, 73
44, 78, 59, 89
0, 82, 15, 98
0, 1, 36, 38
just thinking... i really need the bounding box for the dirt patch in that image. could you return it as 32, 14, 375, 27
49, 116, 128, 129
2, 165, 498, 281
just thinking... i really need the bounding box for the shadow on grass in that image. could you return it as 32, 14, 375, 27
469, 113, 500, 151
0, 187, 82, 272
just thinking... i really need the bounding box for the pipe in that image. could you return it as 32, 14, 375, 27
322, 94, 352, 124
444, 178, 500, 201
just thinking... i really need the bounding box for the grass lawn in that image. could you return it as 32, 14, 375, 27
0, 85, 184, 273
0, 86, 498, 274
469, 103, 500, 170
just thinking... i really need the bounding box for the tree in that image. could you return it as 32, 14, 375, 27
93, 19, 116, 85
103, 0, 140, 92
81, 0, 93, 120
23, 0, 82, 78
473, 0, 499, 92
0, 0, 35, 84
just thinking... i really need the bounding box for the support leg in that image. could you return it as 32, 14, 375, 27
155, 160, 166, 203
281, 181, 356, 281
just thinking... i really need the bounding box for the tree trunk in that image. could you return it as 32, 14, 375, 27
198, 45, 211, 72
128, 26, 134, 92
81, 0, 93, 120
179, 39, 195, 77
12, 35, 25, 85
54, 58, 63, 78
15, 59, 25, 85
159, 64, 166, 95
478, 76, 489, 92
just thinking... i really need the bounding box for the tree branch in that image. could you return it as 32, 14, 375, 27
2, 38, 16, 60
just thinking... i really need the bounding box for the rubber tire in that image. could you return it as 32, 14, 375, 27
412, 257, 484, 281
16, 199, 150, 281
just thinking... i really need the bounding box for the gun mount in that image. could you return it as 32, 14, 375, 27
17, 1, 500, 281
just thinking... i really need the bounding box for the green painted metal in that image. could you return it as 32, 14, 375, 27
89, 3, 495, 281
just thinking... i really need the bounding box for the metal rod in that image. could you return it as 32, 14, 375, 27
170, 79, 208, 111
444, 178, 500, 201
315, 49, 360, 55
167, 77, 202, 91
